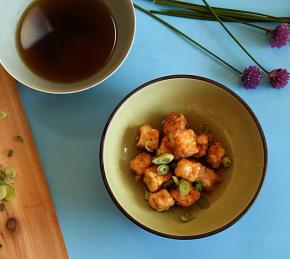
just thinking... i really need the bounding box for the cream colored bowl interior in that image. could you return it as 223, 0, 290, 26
0, 0, 135, 93
101, 76, 266, 238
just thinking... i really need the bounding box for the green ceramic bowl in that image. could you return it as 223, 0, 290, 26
100, 75, 267, 239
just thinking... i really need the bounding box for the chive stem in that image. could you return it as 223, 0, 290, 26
134, 3, 241, 74
153, 0, 290, 24
201, 0, 269, 74
150, 10, 271, 32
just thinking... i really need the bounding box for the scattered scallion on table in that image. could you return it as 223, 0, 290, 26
153, 0, 290, 23
15, 135, 24, 143
7, 149, 13, 157
0, 111, 7, 120
0, 203, 5, 212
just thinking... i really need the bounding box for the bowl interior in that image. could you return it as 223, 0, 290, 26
101, 76, 266, 238
0, 0, 135, 93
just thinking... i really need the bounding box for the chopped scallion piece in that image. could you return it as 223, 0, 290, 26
157, 164, 170, 175
4, 169, 17, 179
15, 135, 24, 143
7, 149, 13, 157
180, 210, 196, 223
172, 176, 179, 186
152, 153, 174, 165
222, 157, 232, 168
0, 185, 8, 200
144, 190, 150, 201
179, 179, 190, 196
0, 111, 7, 120
4, 185, 15, 201
0, 203, 5, 211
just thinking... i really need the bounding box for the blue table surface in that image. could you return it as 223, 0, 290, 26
18, 0, 290, 258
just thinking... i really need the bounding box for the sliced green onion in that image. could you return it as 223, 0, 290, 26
197, 196, 210, 208
0, 111, 7, 120
0, 178, 8, 185
4, 185, 15, 201
172, 176, 180, 186
179, 179, 190, 196
7, 149, 13, 157
152, 153, 174, 165
180, 210, 196, 223
163, 179, 175, 189
222, 157, 232, 168
0, 186, 7, 200
4, 169, 17, 179
157, 164, 170, 175
15, 135, 24, 143
198, 124, 209, 134
0, 203, 5, 211
145, 140, 154, 152
144, 190, 150, 201
195, 182, 203, 192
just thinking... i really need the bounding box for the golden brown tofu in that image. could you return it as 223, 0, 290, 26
137, 124, 159, 151
129, 153, 152, 180
162, 112, 187, 136
169, 129, 198, 158
170, 183, 200, 207
193, 133, 210, 158
143, 166, 172, 192
206, 142, 226, 168
175, 159, 205, 182
196, 168, 218, 191
148, 189, 175, 212
157, 136, 171, 155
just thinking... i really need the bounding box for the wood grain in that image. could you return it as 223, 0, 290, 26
0, 66, 68, 259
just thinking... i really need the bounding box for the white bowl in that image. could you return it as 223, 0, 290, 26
0, 0, 135, 94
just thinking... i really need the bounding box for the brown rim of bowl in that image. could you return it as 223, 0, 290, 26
99, 75, 268, 240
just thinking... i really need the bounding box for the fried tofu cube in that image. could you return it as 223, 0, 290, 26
143, 166, 172, 192
206, 142, 226, 168
169, 129, 198, 158
196, 168, 218, 191
157, 136, 171, 155
193, 133, 211, 158
137, 125, 159, 151
148, 189, 175, 212
163, 112, 187, 136
175, 159, 204, 182
129, 153, 152, 180
170, 183, 200, 207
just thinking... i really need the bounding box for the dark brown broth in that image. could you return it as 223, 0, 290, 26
16, 0, 116, 83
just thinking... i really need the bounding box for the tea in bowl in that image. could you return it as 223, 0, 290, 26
0, 0, 135, 94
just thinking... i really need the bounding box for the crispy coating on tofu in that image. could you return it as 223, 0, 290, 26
170, 183, 201, 207
196, 168, 218, 191
143, 166, 172, 192
193, 133, 211, 158
157, 136, 171, 155
129, 153, 152, 180
163, 112, 187, 136
206, 142, 226, 168
148, 189, 175, 212
137, 124, 159, 151
169, 129, 198, 158
175, 159, 205, 182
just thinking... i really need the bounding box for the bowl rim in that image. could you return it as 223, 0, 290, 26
0, 0, 136, 94
99, 74, 268, 239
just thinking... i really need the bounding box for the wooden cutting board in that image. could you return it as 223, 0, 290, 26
0, 66, 68, 259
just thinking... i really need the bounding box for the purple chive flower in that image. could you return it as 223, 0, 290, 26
241, 66, 263, 89
269, 68, 289, 89
269, 23, 290, 48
